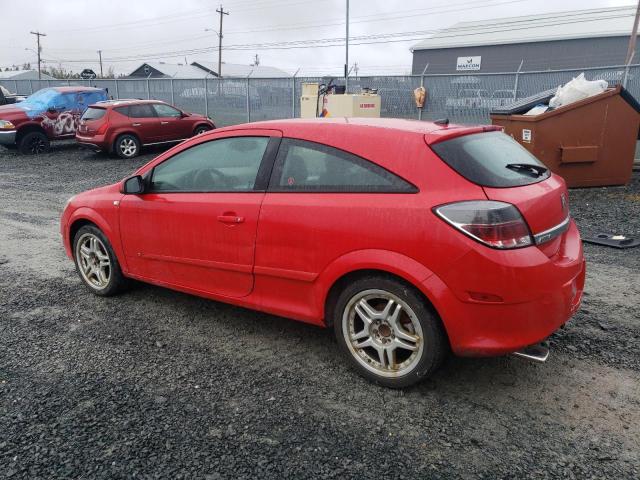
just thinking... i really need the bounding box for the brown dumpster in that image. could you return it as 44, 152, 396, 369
490, 85, 640, 187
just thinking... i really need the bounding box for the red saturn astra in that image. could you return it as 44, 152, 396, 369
75, 99, 215, 158
61, 118, 585, 388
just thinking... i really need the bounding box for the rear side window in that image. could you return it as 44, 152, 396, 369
269, 138, 417, 193
113, 106, 130, 116
128, 104, 156, 118
81, 107, 107, 121
431, 131, 550, 188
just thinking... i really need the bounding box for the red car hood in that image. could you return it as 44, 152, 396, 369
0, 104, 29, 122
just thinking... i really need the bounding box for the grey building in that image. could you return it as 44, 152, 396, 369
128, 61, 290, 79
411, 6, 640, 74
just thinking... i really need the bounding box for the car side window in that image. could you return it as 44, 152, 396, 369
150, 136, 270, 193
154, 104, 182, 118
269, 138, 417, 193
128, 104, 157, 118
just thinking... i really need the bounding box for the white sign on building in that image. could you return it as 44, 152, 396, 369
456, 56, 482, 71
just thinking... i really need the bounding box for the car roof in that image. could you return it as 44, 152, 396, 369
90, 99, 166, 108
218, 117, 501, 145
51, 86, 105, 93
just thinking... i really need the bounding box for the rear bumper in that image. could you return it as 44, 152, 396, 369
76, 133, 108, 150
425, 219, 585, 357
0, 130, 16, 145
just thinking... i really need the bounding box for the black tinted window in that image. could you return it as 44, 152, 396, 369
81, 107, 106, 120
431, 131, 550, 188
151, 137, 269, 192
128, 104, 156, 118
269, 138, 416, 192
114, 106, 129, 116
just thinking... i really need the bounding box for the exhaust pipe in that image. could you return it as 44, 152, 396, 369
511, 343, 549, 363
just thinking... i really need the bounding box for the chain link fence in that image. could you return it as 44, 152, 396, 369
2, 64, 639, 127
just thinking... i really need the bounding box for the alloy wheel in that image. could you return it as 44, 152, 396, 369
76, 233, 111, 290
342, 289, 424, 378
120, 138, 137, 157
27, 137, 48, 154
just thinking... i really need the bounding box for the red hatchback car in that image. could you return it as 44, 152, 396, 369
75, 99, 215, 158
61, 118, 585, 387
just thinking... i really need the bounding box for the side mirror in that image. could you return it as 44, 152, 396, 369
180, 111, 189, 118
122, 175, 145, 194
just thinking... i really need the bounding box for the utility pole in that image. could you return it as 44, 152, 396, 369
97, 50, 103, 78
345, 0, 349, 92
30, 31, 46, 80
216, 5, 229, 77
624, 0, 640, 87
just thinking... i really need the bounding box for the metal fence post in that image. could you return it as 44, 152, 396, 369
418, 63, 429, 121
146, 78, 151, 99
29, 80, 33, 94
291, 68, 300, 118
115, 79, 119, 99
513, 59, 524, 100
623, 54, 634, 88
204, 76, 209, 119
246, 76, 251, 123
13, 80, 18, 93
170, 77, 175, 105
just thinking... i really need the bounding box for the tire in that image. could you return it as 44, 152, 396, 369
73, 225, 128, 296
332, 275, 447, 388
114, 134, 140, 158
193, 125, 212, 136
18, 131, 50, 155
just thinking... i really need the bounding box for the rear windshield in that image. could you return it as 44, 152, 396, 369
431, 131, 550, 188
81, 107, 107, 121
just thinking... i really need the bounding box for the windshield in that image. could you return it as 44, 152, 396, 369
430, 131, 551, 188
19, 88, 60, 110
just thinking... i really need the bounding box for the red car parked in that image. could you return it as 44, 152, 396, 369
75, 99, 215, 158
60, 118, 585, 387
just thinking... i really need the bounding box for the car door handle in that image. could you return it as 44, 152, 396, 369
132, 123, 141, 126
161, 121, 169, 125
217, 215, 245, 224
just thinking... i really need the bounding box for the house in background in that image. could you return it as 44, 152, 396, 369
411, 6, 640, 74
127, 62, 214, 79
0, 69, 56, 80
128, 61, 290, 79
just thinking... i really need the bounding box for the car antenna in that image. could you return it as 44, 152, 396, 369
434, 118, 449, 126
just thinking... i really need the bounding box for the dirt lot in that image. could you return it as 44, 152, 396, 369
1, 142, 639, 479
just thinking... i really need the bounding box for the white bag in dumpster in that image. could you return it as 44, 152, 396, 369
549, 73, 607, 108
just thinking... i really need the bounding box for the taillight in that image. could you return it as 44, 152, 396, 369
96, 121, 109, 134
434, 200, 533, 249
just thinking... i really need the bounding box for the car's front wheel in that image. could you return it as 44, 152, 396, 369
193, 125, 212, 136
114, 134, 140, 158
333, 276, 447, 388
73, 225, 128, 296
18, 131, 50, 155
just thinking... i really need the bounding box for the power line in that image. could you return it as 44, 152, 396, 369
39, 11, 637, 65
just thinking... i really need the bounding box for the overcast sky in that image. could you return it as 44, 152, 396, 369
0, 0, 634, 76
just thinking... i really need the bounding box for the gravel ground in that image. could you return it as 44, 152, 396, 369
1, 141, 639, 479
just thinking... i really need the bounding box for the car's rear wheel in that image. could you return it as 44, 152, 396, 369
333, 276, 447, 388
73, 225, 127, 296
193, 125, 212, 136
114, 134, 140, 158
18, 131, 50, 155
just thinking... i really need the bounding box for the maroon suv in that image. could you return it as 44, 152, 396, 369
76, 99, 215, 158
